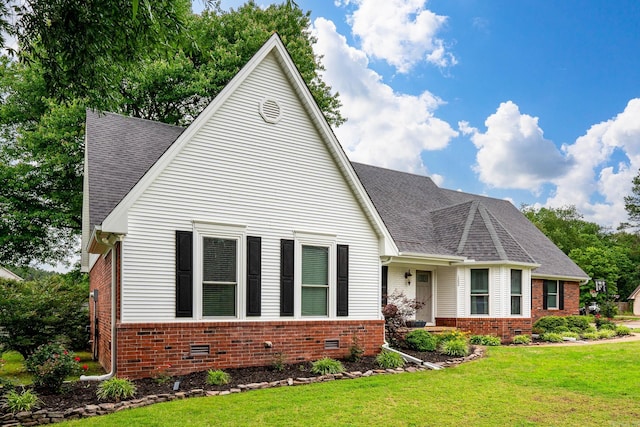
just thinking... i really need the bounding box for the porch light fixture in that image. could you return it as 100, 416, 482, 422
405, 270, 413, 286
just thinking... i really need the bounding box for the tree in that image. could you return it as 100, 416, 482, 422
0, 272, 89, 357
0, 1, 342, 266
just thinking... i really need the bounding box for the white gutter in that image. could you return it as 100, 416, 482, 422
81, 233, 122, 382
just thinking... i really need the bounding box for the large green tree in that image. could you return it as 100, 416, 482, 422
0, 1, 343, 266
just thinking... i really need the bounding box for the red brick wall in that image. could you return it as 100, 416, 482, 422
436, 317, 532, 342
88, 243, 121, 372
115, 320, 385, 379
531, 279, 580, 322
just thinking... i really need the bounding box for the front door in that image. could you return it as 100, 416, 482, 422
416, 271, 433, 324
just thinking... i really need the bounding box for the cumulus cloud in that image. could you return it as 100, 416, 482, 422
462, 101, 570, 193
340, 0, 456, 72
313, 17, 458, 174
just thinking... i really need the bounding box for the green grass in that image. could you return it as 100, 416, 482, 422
60, 341, 640, 426
0, 351, 104, 385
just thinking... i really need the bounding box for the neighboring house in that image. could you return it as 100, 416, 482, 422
0, 267, 22, 281
82, 34, 588, 380
628, 285, 640, 315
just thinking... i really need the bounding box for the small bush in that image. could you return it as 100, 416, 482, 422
585, 325, 597, 334
616, 325, 631, 336
25, 343, 80, 393
595, 316, 616, 330
597, 329, 617, 339
206, 369, 231, 386
5, 388, 40, 413
346, 335, 364, 362
512, 335, 531, 345
437, 330, 469, 345
581, 332, 599, 340
540, 333, 563, 343
311, 358, 345, 375
599, 322, 617, 331
561, 331, 580, 339
376, 350, 405, 369
152, 364, 172, 385
96, 377, 136, 401
440, 339, 469, 357
565, 315, 590, 332
272, 352, 286, 372
470, 335, 501, 346
533, 316, 566, 334
405, 330, 438, 352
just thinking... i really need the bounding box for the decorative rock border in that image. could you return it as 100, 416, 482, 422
1, 348, 484, 426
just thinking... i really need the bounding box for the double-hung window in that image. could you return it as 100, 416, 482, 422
202, 237, 237, 317
301, 245, 329, 316
470, 269, 489, 315
544, 280, 559, 309
511, 269, 522, 315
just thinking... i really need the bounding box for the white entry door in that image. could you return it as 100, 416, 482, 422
416, 271, 433, 324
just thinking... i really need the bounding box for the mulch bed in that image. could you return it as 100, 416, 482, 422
14, 350, 469, 415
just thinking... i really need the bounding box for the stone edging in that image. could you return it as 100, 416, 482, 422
1, 348, 484, 426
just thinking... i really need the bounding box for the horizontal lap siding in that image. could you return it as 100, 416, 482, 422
435, 266, 456, 317
122, 53, 380, 322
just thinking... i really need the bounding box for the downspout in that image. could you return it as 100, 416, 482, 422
81, 236, 121, 381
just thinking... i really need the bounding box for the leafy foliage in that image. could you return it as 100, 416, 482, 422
382, 291, 425, 347
375, 350, 405, 369
405, 330, 437, 352
4, 388, 41, 413
346, 335, 364, 362
0, 273, 89, 357
615, 325, 631, 336
511, 335, 531, 345
540, 333, 564, 343
534, 315, 591, 335
310, 358, 345, 375
96, 377, 137, 401
206, 369, 231, 386
469, 335, 501, 346
440, 339, 469, 357
24, 343, 80, 393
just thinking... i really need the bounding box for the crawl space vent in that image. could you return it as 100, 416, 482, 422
259, 97, 282, 124
324, 339, 340, 350
190, 344, 210, 355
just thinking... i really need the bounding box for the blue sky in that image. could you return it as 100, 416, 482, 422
213, 0, 640, 228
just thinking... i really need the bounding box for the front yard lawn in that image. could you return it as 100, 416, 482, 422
61, 341, 640, 427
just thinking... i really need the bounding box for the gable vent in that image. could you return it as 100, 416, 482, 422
259, 98, 282, 124
324, 339, 340, 350
190, 344, 210, 355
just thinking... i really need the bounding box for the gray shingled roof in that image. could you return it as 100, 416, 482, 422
352, 162, 588, 279
84, 111, 587, 280
86, 110, 184, 230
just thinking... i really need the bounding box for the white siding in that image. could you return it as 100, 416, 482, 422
386, 266, 416, 300
435, 266, 456, 317
121, 53, 380, 322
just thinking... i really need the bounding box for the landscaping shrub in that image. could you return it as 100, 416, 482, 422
616, 325, 631, 336
600, 300, 618, 319
375, 350, 405, 369
565, 315, 590, 332
271, 352, 286, 372
598, 322, 617, 331
311, 358, 345, 375
5, 388, 40, 413
540, 333, 564, 343
533, 316, 566, 334
382, 291, 425, 347
440, 339, 469, 357
346, 335, 364, 362
96, 377, 136, 401
597, 329, 617, 339
470, 335, 501, 346
584, 325, 597, 334
437, 330, 468, 345
581, 332, 599, 340
405, 330, 437, 352
512, 335, 531, 345
24, 343, 80, 393
561, 331, 580, 339
595, 316, 616, 330
206, 369, 231, 385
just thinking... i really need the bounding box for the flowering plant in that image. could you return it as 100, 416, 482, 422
25, 343, 81, 393
153, 363, 173, 384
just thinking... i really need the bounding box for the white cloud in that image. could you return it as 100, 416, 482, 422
462, 101, 570, 193
341, 0, 456, 72
313, 17, 458, 174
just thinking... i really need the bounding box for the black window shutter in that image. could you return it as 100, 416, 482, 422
176, 230, 193, 317
246, 236, 262, 316
280, 239, 294, 316
382, 266, 389, 306
542, 280, 548, 310
336, 244, 349, 317
559, 281, 565, 310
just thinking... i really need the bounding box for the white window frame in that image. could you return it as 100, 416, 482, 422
545, 280, 559, 310
510, 269, 523, 316
294, 231, 336, 319
470, 268, 490, 316
193, 221, 246, 320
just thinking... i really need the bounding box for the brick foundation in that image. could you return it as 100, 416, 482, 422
115, 320, 385, 379
531, 279, 580, 322
436, 317, 532, 342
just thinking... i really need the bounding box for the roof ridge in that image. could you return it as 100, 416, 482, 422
457, 200, 479, 254
477, 204, 508, 260
87, 109, 186, 131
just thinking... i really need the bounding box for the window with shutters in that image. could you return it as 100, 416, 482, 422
301, 245, 329, 316
470, 269, 489, 315
544, 280, 559, 309
194, 222, 246, 319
